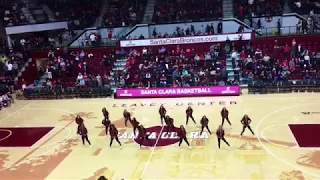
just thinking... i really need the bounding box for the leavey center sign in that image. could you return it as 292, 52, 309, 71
120, 33, 252, 48
115, 85, 240, 98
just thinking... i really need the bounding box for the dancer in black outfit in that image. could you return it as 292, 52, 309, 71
138, 125, 152, 148
102, 117, 110, 135
102, 107, 109, 121
216, 125, 230, 149
159, 105, 167, 124
109, 124, 122, 149
186, 106, 196, 125
240, 114, 255, 137
200, 115, 212, 135
221, 107, 231, 126
178, 125, 190, 148
130, 117, 140, 135
165, 115, 175, 132
77, 123, 91, 146
101, 107, 110, 135
123, 109, 131, 127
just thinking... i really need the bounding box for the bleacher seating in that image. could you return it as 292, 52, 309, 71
43, 49, 116, 88
289, 0, 320, 14
233, 0, 284, 18
120, 44, 234, 88
42, 0, 102, 29
101, 0, 147, 27
239, 36, 320, 84
2, 0, 29, 26
152, 0, 222, 23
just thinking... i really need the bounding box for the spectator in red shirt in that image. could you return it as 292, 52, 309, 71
240, 50, 247, 59
284, 44, 290, 57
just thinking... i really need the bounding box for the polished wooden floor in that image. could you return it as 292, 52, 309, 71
0, 91, 320, 180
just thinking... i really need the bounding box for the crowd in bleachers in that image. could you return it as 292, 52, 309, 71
239, 39, 320, 83
9, 29, 82, 51
0, 55, 15, 109
2, 0, 102, 28
2, 0, 28, 26
102, 0, 147, 27
233, 0, 284, 19
152, 0, 222, 23
112, 37, 320, 88
38, 49, 116, 89
35, 35, 320, 90
2, 0, 148, 28
115, 43, 237, 88
290, 0, 320, 14
42, 0, 102, 29
0, 50, 27, 109
0, 81, 14, 110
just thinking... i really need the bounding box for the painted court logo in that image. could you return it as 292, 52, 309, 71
301, 112, 320, 115
118, 126, 209, 147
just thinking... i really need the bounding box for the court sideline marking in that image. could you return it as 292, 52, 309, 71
256, 102, 320, 178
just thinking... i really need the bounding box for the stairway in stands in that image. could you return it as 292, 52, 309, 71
283, 0, 292, 13
110, 58, 127, 90
226, 54, 240, 82
142, 0, 155, 23
223, 0, 234, 18
21, 0, 36, 23
42, 4, 56, 22
94, 0, 110, 27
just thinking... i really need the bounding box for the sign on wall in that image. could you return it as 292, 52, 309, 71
120, 33, 252, 47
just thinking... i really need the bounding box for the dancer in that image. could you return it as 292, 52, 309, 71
77, 120, 91, 147
159, 105, 167, 124
109, 124, 122, 149
216, 125, 230, 149
123, 109, 131, 127
138, 125, 152, 148
240, 114, 255, 137
178, 125, 190, 148
75, 115, 84, 125
131, 117, 140, 135
102, 116, 110, 135
200, 115, 212, 135
186, 106, 196, 125
102, 107, 109, 121
165, 115, 175, 132
221, 107, 231, 126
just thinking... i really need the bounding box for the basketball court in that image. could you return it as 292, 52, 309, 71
0, 91, 320, 180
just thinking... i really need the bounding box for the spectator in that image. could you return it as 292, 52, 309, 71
77, 73, 85, 87
6, 61, 13, 77
90, 33, 97, 47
